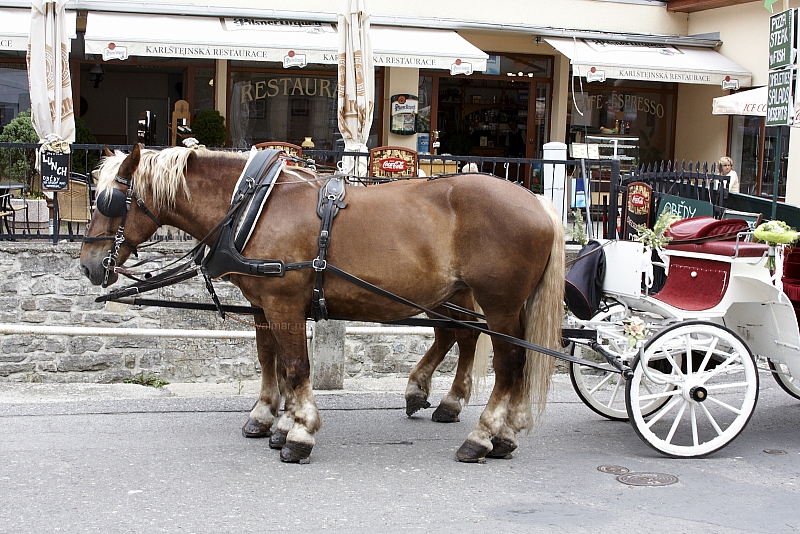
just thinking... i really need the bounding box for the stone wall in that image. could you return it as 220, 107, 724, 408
0, 242, 575, 385
0, 242, 444, 384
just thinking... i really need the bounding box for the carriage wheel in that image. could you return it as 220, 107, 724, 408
625, 321, 758, 458
768, 358, 800, 400
569, 306, 673, 421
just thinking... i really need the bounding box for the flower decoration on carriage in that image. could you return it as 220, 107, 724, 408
754, 220, 799, 270
622, 316, 647, 347
634, 210, 680, 250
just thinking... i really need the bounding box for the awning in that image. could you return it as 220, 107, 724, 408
712, 86, 767, 116
0, 8, 77, 52
545, 37, 751, 88
84, 12, 488, 73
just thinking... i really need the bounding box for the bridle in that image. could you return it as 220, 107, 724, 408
86, 173, 163, 287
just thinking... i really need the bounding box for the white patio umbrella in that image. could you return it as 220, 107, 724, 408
337, 0, 374, 176
27, 0, 75, 151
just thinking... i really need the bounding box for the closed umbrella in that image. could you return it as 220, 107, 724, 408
337, 0, 374, 176
27, 0, 75, 151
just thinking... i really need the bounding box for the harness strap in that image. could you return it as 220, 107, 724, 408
312, 176, 347, 320
315, 262, 630, 375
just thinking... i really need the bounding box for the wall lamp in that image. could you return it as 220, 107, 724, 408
89, 64, 104, 89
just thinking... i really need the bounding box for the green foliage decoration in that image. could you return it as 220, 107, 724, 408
0, 110, 39, 188
192, 110, 227, 147
71, 116, 98, 176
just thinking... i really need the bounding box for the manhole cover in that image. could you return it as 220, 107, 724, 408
597, 465, 630, 475
616, 472, 679, 487
763, 449, 788, 455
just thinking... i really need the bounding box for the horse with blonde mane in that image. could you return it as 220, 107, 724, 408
80, 144, 564, 463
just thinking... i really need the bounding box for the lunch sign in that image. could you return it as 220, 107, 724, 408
768, 9, 798, 126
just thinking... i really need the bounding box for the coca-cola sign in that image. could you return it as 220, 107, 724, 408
379, 158, 407, 172
630, 193, 647, 208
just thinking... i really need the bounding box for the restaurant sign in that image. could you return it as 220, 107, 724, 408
767, 66, 794, 126
769, 9, 796, 70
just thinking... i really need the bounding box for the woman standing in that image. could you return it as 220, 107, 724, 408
719, 156, 740, 193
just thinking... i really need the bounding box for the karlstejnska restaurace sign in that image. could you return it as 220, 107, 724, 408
616, 70, 712, 83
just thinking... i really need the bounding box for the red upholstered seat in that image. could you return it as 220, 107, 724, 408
665, 216, 750, 242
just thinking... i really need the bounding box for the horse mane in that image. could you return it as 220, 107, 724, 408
95, 147, 245, 209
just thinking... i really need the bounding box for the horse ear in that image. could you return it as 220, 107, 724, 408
103, 145, 114, 157
118, 143, 142, 180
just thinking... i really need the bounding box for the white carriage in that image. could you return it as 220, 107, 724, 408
566, 230, 800, 458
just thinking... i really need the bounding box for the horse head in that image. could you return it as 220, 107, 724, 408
80, 143, 165, 287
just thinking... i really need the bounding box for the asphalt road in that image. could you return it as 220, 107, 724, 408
1, 373, 798, 534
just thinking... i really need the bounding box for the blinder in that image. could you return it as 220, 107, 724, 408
96, 187, 128, 218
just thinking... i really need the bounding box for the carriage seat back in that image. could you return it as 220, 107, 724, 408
664, 216, 749, 243
664, 216, 767, 258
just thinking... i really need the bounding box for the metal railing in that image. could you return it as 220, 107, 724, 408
0, 142, 621, 243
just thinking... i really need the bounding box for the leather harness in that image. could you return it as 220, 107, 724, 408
199, 148, 347, 320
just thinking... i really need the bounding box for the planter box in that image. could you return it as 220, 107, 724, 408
10, 198, 50, 231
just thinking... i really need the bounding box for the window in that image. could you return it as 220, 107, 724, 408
0, 62, 30, 128
229, 65, 381, 150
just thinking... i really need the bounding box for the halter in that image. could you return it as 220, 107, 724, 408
89, 174, 163, 287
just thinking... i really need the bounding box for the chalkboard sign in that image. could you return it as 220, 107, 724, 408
623, 182, 652, 240
40, 151, 71, 192
656, 193, 713, 221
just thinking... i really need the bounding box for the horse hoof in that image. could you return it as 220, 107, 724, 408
431, 404, 460, 423
280, 441, 313, 463
269, 430, 287, 450
487, 437, 516, 459
405, 394, 431, 417
241, 419, 272, 438
455, 439, 489, 463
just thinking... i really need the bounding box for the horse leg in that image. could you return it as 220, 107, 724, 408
270, 358, 292, 450
431, 328, 481, 423
242, 316, 281, 438
272, 319, 321, 463
405, 326, 455, 416
456, 313, 527, 463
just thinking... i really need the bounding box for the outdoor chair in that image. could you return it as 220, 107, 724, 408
56, 173, 93, 237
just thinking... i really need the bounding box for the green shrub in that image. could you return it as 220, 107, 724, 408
72, 116, 99, 176
0, 110, 39, 188
192, 110, 227, 147
1, 110, 100, 191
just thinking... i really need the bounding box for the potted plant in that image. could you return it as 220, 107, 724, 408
0, 110, 39, 193
192, 110, 227, 147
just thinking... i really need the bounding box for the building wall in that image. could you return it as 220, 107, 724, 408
687, 0, 796, 87
688, 2, 800, 202
674, 83, 730, 167
142, 0, 689, 36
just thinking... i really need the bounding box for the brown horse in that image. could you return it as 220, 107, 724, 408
80, 144, 564, 463
406, 290, 492, 422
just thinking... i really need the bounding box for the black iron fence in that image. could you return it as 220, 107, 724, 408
607, 159, 731, 240
1, 142, 632, 243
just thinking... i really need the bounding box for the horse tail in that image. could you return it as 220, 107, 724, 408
469, 299, 492, 401
523, 195, 564, 426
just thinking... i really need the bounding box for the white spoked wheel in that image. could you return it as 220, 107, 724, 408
626, 321, 759, 458
768, 358, 800, 400
570, 306, 673, 421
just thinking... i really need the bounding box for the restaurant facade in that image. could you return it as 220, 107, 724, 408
2, 0, 797, 201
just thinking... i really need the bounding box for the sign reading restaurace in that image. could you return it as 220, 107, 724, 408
769, 9, 795, 69
767, 66, 794, 126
